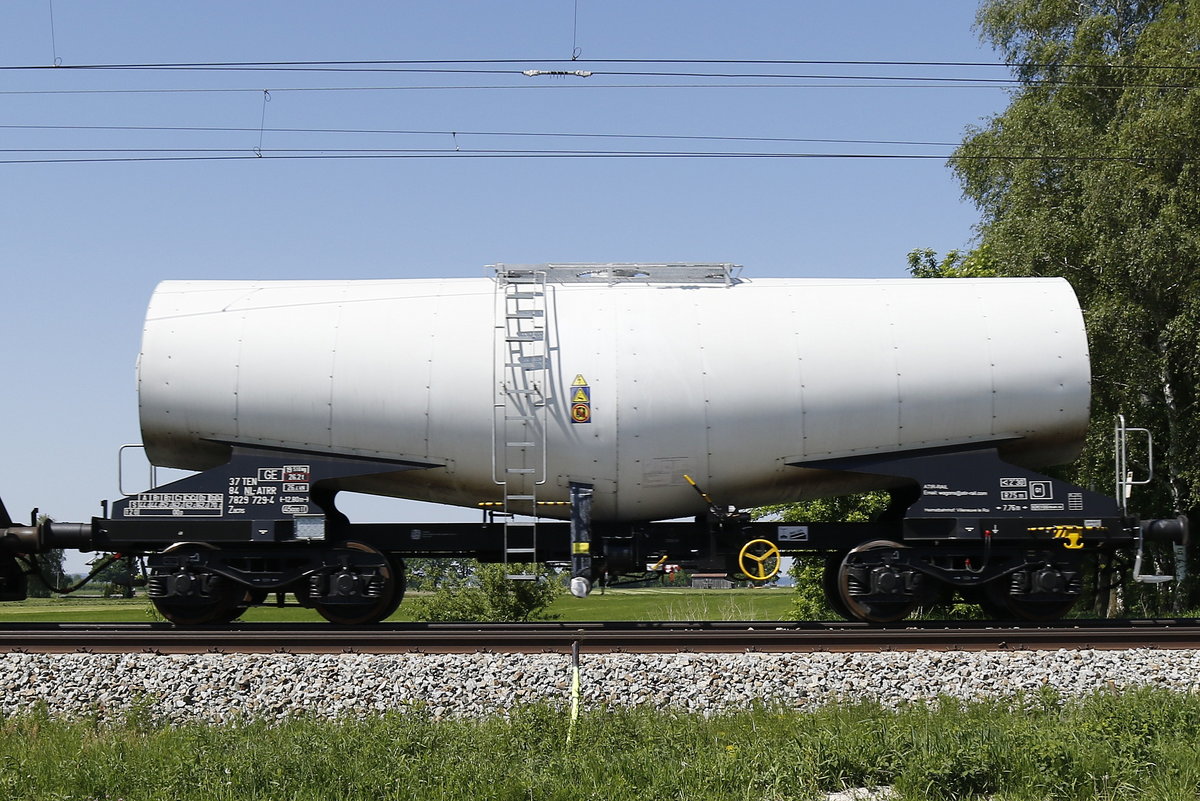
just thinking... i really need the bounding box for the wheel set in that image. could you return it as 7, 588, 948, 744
147, 541, 406, 625
823, 540, 1081, 624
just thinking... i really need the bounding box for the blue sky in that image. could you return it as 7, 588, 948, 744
0, 2, 1010, 569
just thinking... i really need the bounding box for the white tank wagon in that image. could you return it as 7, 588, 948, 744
0, 264, 1186, 625
137, 269, 1089, 520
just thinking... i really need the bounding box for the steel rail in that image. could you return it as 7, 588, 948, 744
0, 619, 1197, 654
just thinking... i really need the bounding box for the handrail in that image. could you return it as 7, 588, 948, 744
1114, 414, 1153, 516
117, 443, 158, 497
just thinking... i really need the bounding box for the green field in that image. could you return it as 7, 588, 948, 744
0, 586, 797, 624
2, 689, 1198, 800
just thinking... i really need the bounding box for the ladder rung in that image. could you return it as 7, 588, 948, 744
505, 547, 538, 553
496, 271, 547, 505
505, 574, 538, 581
505, 521, 536, 528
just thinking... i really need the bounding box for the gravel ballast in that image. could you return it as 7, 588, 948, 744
3, 649, 1200, 722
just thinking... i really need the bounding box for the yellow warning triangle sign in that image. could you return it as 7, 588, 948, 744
572, 388, 590, 403
572, 374, 588, 386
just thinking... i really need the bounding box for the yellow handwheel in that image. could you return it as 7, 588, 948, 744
738, 539, 782, 581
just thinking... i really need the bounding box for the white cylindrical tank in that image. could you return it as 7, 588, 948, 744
137, 267, 1090, 521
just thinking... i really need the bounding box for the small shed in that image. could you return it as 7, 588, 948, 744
690, 573, 733, 590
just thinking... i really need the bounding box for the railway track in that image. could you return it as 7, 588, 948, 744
1, 619, 1198, 654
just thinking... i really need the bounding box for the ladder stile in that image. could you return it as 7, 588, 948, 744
492, 265, 549, 578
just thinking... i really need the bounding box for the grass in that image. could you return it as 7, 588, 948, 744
546, 585, 796, 621
0, 587, 796, 624
2, 688, 1200, 799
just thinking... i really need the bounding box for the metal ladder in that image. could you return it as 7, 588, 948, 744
492, 266, 549, 579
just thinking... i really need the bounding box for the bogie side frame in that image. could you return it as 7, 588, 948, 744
0, 441, 1186, 624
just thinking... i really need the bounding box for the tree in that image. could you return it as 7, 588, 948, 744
402, 558, 474, 593
949, 1, 1200, 610
906, 245, 998, 278
407, 561, 563, 622
24, 550, 66, 598
87, 554, 137, 598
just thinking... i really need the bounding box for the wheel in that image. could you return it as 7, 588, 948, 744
150, 543, 245, 625
982, 570, 1078, 622
309, 542, 404, 625
836, 540, 919, 623
821, 552, 857, 621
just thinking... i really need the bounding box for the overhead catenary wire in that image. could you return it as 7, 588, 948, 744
1, 76, 1195, 98
0, 56, 1197, 71
0, 122, 961, 148
0, 57, 1192, 92
1, 58, 1192, 169
0, 149, 1189, 166
0, 83, 1032, 96
46, 0, 60, 67
0, 66, 1040, 82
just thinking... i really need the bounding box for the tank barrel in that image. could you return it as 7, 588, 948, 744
138, 274, 1091, 521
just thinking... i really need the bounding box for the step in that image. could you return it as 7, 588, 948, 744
506, 468, 536, 474
506, 331, 544, 342
506, 357, 546, 370
506, 291, 544, 299
505, 574, 538, 581
506, 310, 544, 319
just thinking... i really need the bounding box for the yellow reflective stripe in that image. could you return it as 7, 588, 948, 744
572, 542, 590, 554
